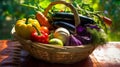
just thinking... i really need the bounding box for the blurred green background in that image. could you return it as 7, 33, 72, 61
0, 0, 120, 41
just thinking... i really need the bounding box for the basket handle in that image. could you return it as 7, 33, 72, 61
43, 1, 80, 33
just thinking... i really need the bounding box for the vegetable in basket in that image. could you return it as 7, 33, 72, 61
31, 25, 49, 44
65, 25, 92, 46
52, 21, 75, 33
76, 25, 91, 36
75, 25, 92, 44
76, 24, 107, 45
40, 26, 49, 34
86, 26, 107, 45
65, 34, 82, 46
75, 35, 92, 45
36, 11, 51, 29
52, 12, 95, 26
54, 27, 70, 44
49, 38, 63, 46
15, 18, 40, 39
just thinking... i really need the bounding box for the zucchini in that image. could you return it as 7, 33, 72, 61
52, 21, 75, 33
52, 12, 95, 26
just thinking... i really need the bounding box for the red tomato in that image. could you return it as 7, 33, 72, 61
40, 26, 49, 34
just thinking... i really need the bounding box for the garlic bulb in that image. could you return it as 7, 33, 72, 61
54, 27, 70, 44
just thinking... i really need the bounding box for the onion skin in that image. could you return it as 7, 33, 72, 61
75, 35, 92, 45
54, 27, 70, 44
65, 35, 82, 46
76, 25, 90, 36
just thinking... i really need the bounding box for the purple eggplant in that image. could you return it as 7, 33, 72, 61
52, 12, 95, 26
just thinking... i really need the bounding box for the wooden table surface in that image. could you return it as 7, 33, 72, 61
0, 40, 120, 67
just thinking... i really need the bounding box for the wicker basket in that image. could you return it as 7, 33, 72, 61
13, 1, 97, 64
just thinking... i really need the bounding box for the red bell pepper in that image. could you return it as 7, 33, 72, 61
31, 25, 49, 44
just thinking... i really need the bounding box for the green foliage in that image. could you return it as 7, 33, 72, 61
87, 27, 107, 45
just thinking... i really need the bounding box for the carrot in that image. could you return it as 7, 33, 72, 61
36, 11, 51, 29
102, 16, 112, 26
100, 15, 112, 26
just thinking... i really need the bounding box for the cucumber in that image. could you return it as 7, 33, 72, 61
52, 12, 95, 26
52, 21, 75, 33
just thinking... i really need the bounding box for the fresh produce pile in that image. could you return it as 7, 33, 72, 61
15, 11, 107, 46
14, 1, 110, 47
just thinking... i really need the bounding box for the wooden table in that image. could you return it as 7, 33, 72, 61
0, 40, 120, 67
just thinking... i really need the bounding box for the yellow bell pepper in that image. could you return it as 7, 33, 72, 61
15, 18, 40, 39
